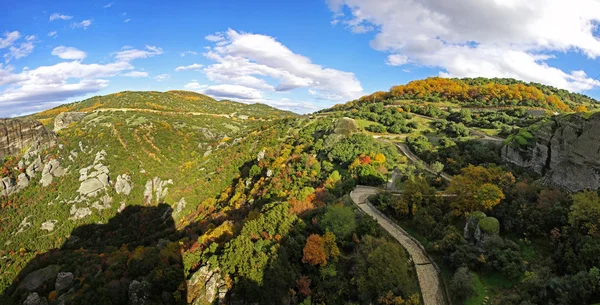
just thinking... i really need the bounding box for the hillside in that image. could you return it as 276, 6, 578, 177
2, 82, 600, 305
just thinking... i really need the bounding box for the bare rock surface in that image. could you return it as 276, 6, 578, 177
0, 118, 56, 160
502, 112, 600, 191
54, 112, 87, 131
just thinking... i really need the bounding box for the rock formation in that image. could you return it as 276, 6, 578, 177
0, 118, 56, 159
187, 265, 227, 305
54, 112, 87, 131
502, 112, 600, 192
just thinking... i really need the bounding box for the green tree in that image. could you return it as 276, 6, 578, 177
569, 191, 600, 236
321, 205, 356, 239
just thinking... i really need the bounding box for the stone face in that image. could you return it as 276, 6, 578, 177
23, 292, 48, 305
17, 264, 60, 292
188, 265, 227, 305
115, 174, 133, 195
1, 176, 17, 196
54, 112, 87, 131
17, 173, 30, 189
502, 113, 600, 192
26, 156, 43, 178
0, 118, 56, 160
144, 177, 173, 204
55, 272, 74, 294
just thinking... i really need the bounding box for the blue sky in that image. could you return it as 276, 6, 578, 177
1, 0, 600, 116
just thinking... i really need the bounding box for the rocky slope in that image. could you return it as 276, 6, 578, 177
0, 119, 56, 160
502, 112, 600, 192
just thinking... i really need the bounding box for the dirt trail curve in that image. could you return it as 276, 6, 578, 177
350, 186, 447, 305
393, 143, 452, 182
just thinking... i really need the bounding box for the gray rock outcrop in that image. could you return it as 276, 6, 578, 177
17, 264, 60, 292
144, 177, 173, 204
40, 159, 66, 187
55, 272, 74, 294
0, 118, 56, 160
502, 112, 600, 192
1, 176, 17, 196
77, 150, 110, 197
115, 174, 133, 195
188, 265, 227, 305
40, 220, 57, 232
54, 112, 87, 131
23, 292, 48, 305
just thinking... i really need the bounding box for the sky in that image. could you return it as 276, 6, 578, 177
1, 0, 600, 117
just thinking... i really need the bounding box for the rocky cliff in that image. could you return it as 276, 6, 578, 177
0, 118, 56, 160
502, 112, 600, 192
54, 112, 87, 131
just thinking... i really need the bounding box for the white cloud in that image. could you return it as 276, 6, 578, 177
0, 31, 20, 49
174, 63, 203, 71
386, 54, 408, 66
0, 60, 133, 116
49, 13, 72, 21
114, 45, 163, 61
5, 42, 34, 62
25, 35, 35, 41
180, 51, 198, 57
123, 19, 131, 23
103, 2, 114, 8
51, 46, 87, 60
122, 71, 148, 77
203, 29, 363, 102
154, 74, 170, 81
328, 0, 600, 92
204, 84, 263, 100
184, 82, 208, 90
72, 20, 92, 29
48, 31, 58, 38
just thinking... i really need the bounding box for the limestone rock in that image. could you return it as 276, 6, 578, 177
115, 174, 133, 195
17, 173, 29, 189
23, 292, 48, 305
55, 272, 74, 294
26, 156, 43, 178
40, 220, 57, 232
502, 112, 600, 192
1, 176, 17, 196
175, 197, 186, 214
257, 150, 265, 162
69, 205, 92, 220
17, 264, 60, 292
0, 118, 56, 160
144, 177, 173, 204
54, 112, 87, 131
188, 265, 227, 305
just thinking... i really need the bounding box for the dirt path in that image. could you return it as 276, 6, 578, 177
393, 143, 452, 182
92, 108, 269, 121
350, 186, 447, 305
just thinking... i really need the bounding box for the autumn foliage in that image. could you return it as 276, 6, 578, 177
302, 234, 327, 266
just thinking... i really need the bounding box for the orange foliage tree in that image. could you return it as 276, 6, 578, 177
302, 234, 327, 266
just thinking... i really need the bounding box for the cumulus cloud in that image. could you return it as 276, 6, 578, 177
122, 71, 148, 77
328, 0, 600, 92
4, 42, 34, 62
71, 20, 92, 29
0, 60, 133, 117
203, 29, 363, 102
174, 63, 203, 71
51, 46, 87, 60
114, 45, 163, 61
49, 13, 72, 21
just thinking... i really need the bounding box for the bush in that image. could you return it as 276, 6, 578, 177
478, 217, 500, 234
450, 267, 476, 301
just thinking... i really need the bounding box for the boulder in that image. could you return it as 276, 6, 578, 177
17, 264, 60, 292
188, 265, 227, 305
55, 272, 74, 295
23, 292, 48, 305
1, 176, 17, 196
40, 159, 66, 187
69, 205, 92, 220
26, 156, 43, 178
17, 173, 29, 189
144, 177, 173, 204
40, 220, 57, 232
54, 112, 87, 131
175, 197, 186, 214
115, 174, 133, 195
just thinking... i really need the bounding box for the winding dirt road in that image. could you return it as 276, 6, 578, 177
350, 186, 447, 305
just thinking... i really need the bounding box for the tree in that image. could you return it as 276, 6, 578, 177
321, 205, 356, 239
322, 232, 340, 260
296, 276, 312, 297
569, 191, 600, 236
430, 161, 444, 176
450, 267, 476, 301
574, 105, 588, 112
447, 165, 514, 216
302, 234, 327, 266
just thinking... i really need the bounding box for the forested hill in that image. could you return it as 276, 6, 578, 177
327, 77, 599, 112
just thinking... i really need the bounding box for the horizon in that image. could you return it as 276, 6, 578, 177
2, 0, 600, 117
